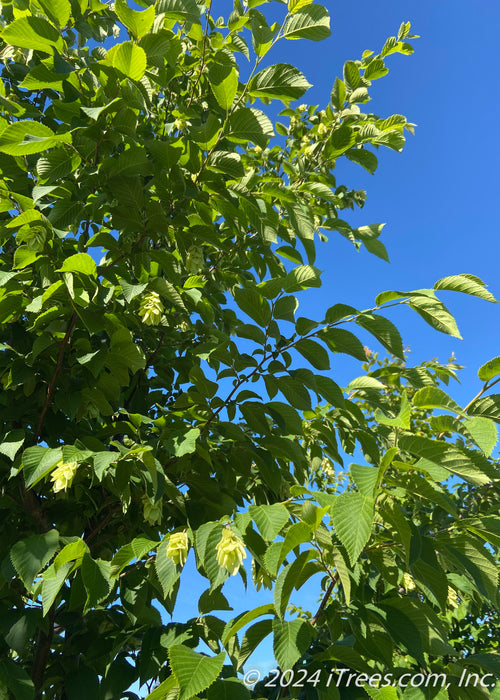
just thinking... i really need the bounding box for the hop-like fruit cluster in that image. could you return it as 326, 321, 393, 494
50, 461, 78, 493
252, 560, 273, 592
216, 528, 246, 576
166, 532, 189, 567
402, 572, 416, 592
142, 496, 162, 526
185, 246, 205, 275
320, 457, 336, 481
447, 586, 459, 609
139, 291, 163, 326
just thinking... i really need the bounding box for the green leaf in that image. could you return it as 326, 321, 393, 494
294, 338, 331, 370
351, 464, 380, 497
54, 540, 87, 569
0, 429, 25, 460
59, 253, 97, 278
1, 16, 64, 52
0, 659, 34, 700
356, 313, 404, 359
155, 538, 181, 597
274, 551, 314, 618
249, 504, 289, 540
207, 679, 250, 700
168, 646, 225, 700
189, 366, 218, 398
111, 537, 157, 576
282, 5, 331, 41
144, 676, 178, 699
38, 0, 71, 28
478, 356, 500, 382
222, 603, 275, 645
13, 246, 41, 270
288, 0, 313, 12
410, 538, 449, 611
115, 0, 155, 38
250, 10, 279, 57
364, 58, 389, 80
156, 0, 201, 23
234, 286, 271, 326
21, 446, 62, 488
81, 554, 112, 612
437, 533, 499, 604
120, 280, 148, 303
248, 63, 311, 103
165, 428, 200, 457
278, 376, 312, 411
343, 60, 361, 91
399, 435, 497, 485
207, 150, 244, 178
377, 598, 454, 663
198, 586, 232, 615
112, 42, 147, 81
345, 147, 378, 174
375, 391, 411, 429
347, 376, 385, 391
275, 521, 312, 571
468, 394, 500, 422
434, 273, 497, 303
331, 492, 374, 565
238, 619, 273, 670
409, 296, 461, 338
465, 416, 498, 457
330, 77, 346, 110
283, 264, 322, 292
413, 386, 464, 415
273, 618, 313, 669
41, 561, 73, 615
321, 328, 366, 361
315, 375, 345, 407
226, 107, 274, 148
208, 61, 238, 111
0, 120, 70, 155
10, 530, 59, 589
331, 546, 352, 606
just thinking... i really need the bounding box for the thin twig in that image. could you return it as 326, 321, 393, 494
186, 0, 213, 110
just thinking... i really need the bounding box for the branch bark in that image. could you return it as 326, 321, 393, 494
311, 573, 338, 626
32, 604, 56, 699
32, 312, 77, 445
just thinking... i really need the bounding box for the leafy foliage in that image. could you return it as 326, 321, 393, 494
0, 1, 499, 699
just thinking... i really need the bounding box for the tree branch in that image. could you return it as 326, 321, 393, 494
311, 573, 338, 626
186, 0, 213, 110
32, 604, 56, 699
32, 312, 77, 446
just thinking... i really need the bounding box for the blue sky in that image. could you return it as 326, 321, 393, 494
136, 0, 500, 690
270, 0, 500, 408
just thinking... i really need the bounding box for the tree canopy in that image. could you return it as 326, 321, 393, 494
1, 1, 500, 699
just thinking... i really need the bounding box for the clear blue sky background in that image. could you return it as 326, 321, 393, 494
141, 0, 500, 691
245, 0, 500, 408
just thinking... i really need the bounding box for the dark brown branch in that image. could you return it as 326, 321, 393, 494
85, 505, 122, 546
32, 312, 77, 446
311, 573, 338, 626
32, 604, 56, 699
